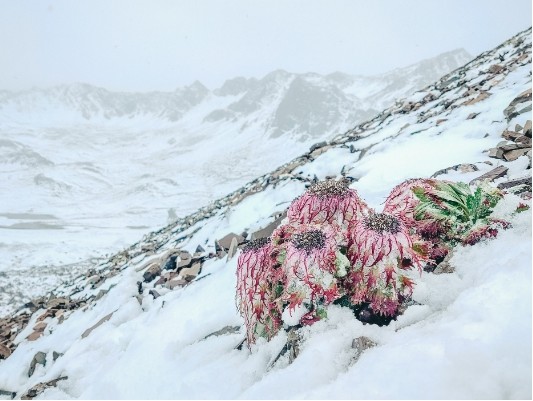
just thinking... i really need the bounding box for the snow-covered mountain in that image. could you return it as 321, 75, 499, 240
0, 49, 471, 288
0, 27, 530, 400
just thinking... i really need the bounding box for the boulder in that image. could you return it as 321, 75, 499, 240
166, 278, 188, 290
28, 351, 47, 377
524, 120, 532, 138
497, 176, 532, 190
431, 163, 478, 178
217, 233, 246, 251
26, 331, 43, 342
143, 263, 161, 283
32, 322, 47, 333
226, 237, 239, 261
251, 213, 286, 240
488, 64, 504, 74
469, 166, 508, 185
21, 376, 68, 400
180, 262, 202, 282
0, 344, 11, 360
503, 148, 529, 161
162, 255, 178, 271
352, 336, 377, 363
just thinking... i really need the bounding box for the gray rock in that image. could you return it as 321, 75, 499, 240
488, 148, 504, 159
309, 141, 327, 152
28, 351, 47, 377
352, 336, 377, 363
0, 389, 16, 399
203, 326, 241, 340
503, 148, 529, 161
431, 163, 478, 178
524, 120, 532, 138
217, 233, 245, 251
21, 376, 68, 400
497, 176, 532, 190
143, 263, 161, 283
469, 165, 508, 185
52, 351, 63, 361
166, 278, 188, 290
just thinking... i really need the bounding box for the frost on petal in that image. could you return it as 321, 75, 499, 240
274, 223, 344, 325
236, 238, 282, 346
346, 212, 425, 316
287, 179, 368, 227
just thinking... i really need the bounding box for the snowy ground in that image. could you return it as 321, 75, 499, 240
0, 28, 530, 400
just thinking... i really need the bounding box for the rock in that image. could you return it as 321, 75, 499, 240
195, 245, 206, 254
28, 351, 47, 377
464, 91, 490, 106
177, 254, 192, 269
203, 326, 241, 340
162, 255, 178, 271
309, 141, 327, 152
251, 213, 286, 240
352, 336, 377, 363
149, 289, 160, 299
433, 251, 455, 274
20, 376, 68, 400
515, 135, 532, 146
26, 331, 42, 342
515, 123, 523, 132
86, 275, 101, 287
0, 344, 11, 359
226, 237, 239, 261
47, 297, 68, 309
504, 89, 532, 120
497, 176, 532, 190
503, 148, 529, 161
81, 312, 114, 339
502, 130, 522, 141
488, 148, 504, 159
467, 112, 479, 120
217, 233, 246, 250
52, 351, 63, 361
33, 322, 47, 332
143, 263, 161, 283
524, 120, 532, 138
469, 166, 508, 185
488, 64, 504, 74
431, 163, 478, 178
180, 262, 202, 282
166, 278, 188, 290
240, 231, 248, 239
436, 118, 447, 125
0, 389, 16, 399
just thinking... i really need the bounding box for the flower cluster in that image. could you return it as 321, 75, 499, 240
236, 177, 507, 346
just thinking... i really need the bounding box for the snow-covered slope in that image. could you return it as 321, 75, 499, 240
0, 49, 472, 303
0, 29, 531, 399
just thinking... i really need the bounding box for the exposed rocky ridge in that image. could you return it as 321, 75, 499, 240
0, 29, 530, 399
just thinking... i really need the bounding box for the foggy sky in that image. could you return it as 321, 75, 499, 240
0, 0, 530, 91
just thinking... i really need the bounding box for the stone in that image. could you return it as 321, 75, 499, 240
81, 312, 114, 339
515, 123, 523, 132
28, 351, 47, 377
515, 135, 532, 146
497, 176, 532, 190
251, 213, 286, 240
431, 163, 478, 178
467, 112, 479, 120
47, 298, 68, 309
0, 344, 11, 359
180, 262, 202, 281
488, 148, 504, 159
203, 326, 241, 340
0, 389, 16, 399
166, 278, 188, 290
52, 351, 63, 361
488, 64, 504, 74
149, 289, 160, 299
21, 376, 68, 400
26, 331, 43, 341
195, 245, 206, 254
502, 130, 522, 141
86, 275, 101, 287
469, 166, 508, 185
464, 91, 490, 106
226, 237, 239, 261
436, 119, 447, 125
309, 141, 327, 152
162, 255, 178, 271
143, 263, 161, 283
503, 148, 529, 161
504, 90, 532, 119
524, 120, 532, 138
33, 322, 47, 332
217, 233, 246, 250
433, 250, 455, 274
352, 336, 377, 363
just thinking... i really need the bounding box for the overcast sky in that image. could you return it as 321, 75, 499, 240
0, 0, 530, 92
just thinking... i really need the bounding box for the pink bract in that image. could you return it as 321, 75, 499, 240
347, 212, 424, 316
383, 178, 436, 229
287, 179, 368, 226
272, 223, 343, 319
236, 237, 282, 346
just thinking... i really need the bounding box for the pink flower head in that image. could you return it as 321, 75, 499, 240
383, 178, 437, 229
462, 218, 512, 246
287, 179, 368, 227
272, 223, 345, 322
236, 237, 282, 346
347, 212, 424, 316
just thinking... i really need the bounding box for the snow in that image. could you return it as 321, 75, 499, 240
0, 27, 530, 401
